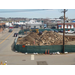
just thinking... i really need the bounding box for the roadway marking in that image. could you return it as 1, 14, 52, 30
0, 31, 14, 44
37, 61, 48, 65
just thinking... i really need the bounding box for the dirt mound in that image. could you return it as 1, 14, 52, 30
17, 31, 75, 46
17, 32, 39, 45
17, 36, 35, 45
37, 31, 68, 45
28, 32, 40, 40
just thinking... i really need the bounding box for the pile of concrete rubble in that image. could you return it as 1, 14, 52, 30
16, 31, 75, 46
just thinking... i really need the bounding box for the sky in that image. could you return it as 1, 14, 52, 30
0, 9, 75, 19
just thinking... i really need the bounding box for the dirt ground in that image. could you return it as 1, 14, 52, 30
66, 41, 75, 45
65, 36, 75, 45
65, 35, 75, 45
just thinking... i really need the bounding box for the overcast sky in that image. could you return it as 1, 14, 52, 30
0, 9, 75, 19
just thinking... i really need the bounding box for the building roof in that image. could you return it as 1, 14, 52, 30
57, 23, 75, 25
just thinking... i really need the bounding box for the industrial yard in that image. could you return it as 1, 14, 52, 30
0, 9, 75, 66
16, 30, 75, 46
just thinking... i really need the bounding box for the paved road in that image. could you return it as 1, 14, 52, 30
0, 28, 75, 65
0, 28, 16, 50
0, 28, 21, 57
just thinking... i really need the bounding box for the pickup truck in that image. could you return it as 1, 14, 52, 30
65, 30, 74, 34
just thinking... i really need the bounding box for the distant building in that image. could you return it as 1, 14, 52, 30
0, 23, 5, 32
71, 20, 75, 23
47, 23, 57, 29
26, 20, 44, 29
5, 22, 13, 27
57, 23, 75, 29
49, 18, 62, 23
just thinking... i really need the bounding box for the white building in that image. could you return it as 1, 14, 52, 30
26, 20, 43, 29
13, 20, 43, 29
5, 22, 13, 27
49, 18, 62, 23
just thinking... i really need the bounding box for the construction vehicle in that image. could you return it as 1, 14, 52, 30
30, 28, 39, 33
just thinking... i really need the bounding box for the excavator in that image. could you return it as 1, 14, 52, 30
30, 28, 39, 33
30, 28, 42, 35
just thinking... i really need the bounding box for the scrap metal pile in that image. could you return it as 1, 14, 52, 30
16, 31, 75, 46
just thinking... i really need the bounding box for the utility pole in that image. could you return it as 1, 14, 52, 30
63, 9, 65, 53
61, 9, 68, 53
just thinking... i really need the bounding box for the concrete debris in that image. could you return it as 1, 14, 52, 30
16, 31, 75, 46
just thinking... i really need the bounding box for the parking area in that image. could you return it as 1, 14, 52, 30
58, 33, 75, 36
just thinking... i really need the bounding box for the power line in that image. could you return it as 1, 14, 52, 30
0, 9, 51, 13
